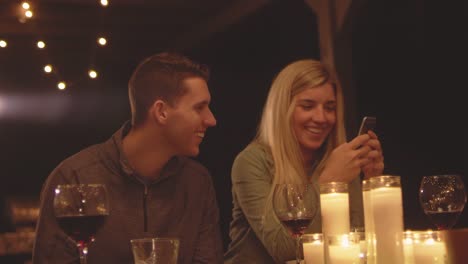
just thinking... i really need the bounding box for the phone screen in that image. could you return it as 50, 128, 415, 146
358, 116, 376, 135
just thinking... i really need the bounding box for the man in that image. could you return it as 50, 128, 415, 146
32, 52, 223, 263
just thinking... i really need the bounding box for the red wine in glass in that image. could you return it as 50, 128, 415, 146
54, 184, 109, 264
273, 184, 318, 264
58, 215, 107, 246
419, 175, 467, 230
279, 217, 314, 238
425, 210, 463, 230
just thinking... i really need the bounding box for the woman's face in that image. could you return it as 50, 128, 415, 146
291, 82, 337, 160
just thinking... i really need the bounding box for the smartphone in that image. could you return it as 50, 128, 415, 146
358, 116, 376, 135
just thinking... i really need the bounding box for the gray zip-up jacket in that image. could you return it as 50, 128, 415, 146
32, 122, 223, 264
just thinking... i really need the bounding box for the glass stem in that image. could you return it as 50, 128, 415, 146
295, 235, 301, 264
78, 243, 88, 264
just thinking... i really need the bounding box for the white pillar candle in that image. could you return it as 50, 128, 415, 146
328, 244, 361, 264
362, 180, 375, 264
303, 241, 324, 264
320, 192, 350, 235
413, 238, 446, 264
369, 176, 404, 264
403, 233, 415, 264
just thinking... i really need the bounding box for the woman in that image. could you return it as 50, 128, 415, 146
224, 59, 384, 263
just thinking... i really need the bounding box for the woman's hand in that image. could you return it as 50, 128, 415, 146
319, 134, 373, 183
361, 130, 384, 179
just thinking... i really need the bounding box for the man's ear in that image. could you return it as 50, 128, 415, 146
151, 99, 169, 124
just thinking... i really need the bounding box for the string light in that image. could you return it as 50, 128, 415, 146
97, 37, 107, 46
25, 10, 33, 18
57, 82, 66, 90
100, 0, 109, 7
37, 41, 46, 49
22, 2, 30, 10
14, 1, 110, 90
0, 40, 7, 48
88, 70, 98, 79
44, 65, 53, 73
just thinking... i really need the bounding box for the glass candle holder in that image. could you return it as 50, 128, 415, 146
362, 180, 375, 264
302, 233, 324, 264
320, 182, 350, 236
327, 233, 361, 264
350, 230, 366, 264
411, 230, 446, 264
369, 175, 404, 264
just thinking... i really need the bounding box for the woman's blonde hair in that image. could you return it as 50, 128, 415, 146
255, 59, 347, 185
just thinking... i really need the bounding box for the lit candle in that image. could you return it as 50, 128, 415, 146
403, 231, 415, 264
320, 182, 350, 236
362, 180, 375, 264
412, 231, 446, 264
303, 241, 324, 264
369, 176, 404, 264
327, 234, 361, 264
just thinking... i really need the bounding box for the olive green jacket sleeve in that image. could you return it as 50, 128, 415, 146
230, 143, 296, 263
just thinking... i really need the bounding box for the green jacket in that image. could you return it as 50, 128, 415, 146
224, 142, 364, 263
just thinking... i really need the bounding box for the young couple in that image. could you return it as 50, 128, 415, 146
33, 52, 383, 264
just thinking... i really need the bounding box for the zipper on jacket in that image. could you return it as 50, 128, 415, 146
143, 185, 148, 232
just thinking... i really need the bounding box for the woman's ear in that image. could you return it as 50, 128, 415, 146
151, 99, 168, 124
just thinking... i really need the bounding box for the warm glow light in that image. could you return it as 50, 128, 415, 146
0, 40, 7, 48
37, 41, 46, 49
97, 37, 107, 46
57, 82, 66, 90
22, 2, 30, 10
88, 70, 98, 79
44, 65, 52, 73
100, 0, 109, 7
25, 10, 33, 18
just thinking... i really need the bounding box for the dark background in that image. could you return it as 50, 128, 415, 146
0, 0, 465, 251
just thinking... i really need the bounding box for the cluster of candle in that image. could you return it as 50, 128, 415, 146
301, 175, 448, 264
403, 230, 447, 264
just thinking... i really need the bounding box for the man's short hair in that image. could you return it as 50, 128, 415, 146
128, 52, 210, 126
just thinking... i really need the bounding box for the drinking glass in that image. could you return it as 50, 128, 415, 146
273, 184, 318, 264
419, 174, 467, 230
54, 184, 109, 264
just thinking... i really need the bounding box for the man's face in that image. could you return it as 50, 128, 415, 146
163, 77, 217, 157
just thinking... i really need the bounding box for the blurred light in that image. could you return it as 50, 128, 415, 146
25, 10, 33, 18
22, 2, 30, 10
88, 70, 98, 79
0, 40, 7, 48
57, 82, 66, 90
44, 65, 53, 73
0, 93, 71, 122
37, 40, 46, 49
100, 0, 109, 7
97, 37, 107, 46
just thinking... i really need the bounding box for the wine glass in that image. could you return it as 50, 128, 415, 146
419, 174, 467, 230
54, 184, 109, 264
273, 184, 318, 264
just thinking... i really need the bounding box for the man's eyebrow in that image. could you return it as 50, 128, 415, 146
194, 100, 210, 106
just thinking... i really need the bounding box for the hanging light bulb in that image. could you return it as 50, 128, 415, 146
88, 70, 98, 79
100, 0, 109, 7
97, 37, 107, 46
25, 10, 33, 18
37, 40, 46, 49
0, 40, 7, 48
44, 65, 53, 73
57, 82, 66, 90
22, 2, 30, 10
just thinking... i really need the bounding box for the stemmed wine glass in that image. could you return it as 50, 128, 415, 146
54, 184, 109, 264
273, 184, 318, 264
419, 174, 467, 230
